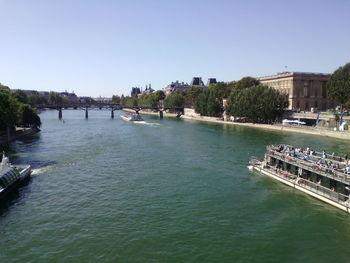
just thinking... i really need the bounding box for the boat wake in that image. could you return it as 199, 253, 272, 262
31, 165, 55, 175
137, 122, 160, 126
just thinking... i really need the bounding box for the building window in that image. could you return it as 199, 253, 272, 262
322, 81, 327, 98
303, 82, 309, 97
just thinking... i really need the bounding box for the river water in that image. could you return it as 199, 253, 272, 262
0, 110, 349, 263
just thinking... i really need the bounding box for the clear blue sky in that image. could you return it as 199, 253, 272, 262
0, 0, 349, 97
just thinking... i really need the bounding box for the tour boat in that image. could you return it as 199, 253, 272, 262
0, 152, 31, 200
120, 113, 145, 123
249, 145, 350, 213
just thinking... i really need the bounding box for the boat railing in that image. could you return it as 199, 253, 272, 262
262, 163, 349, 205
268, 149, 350, 183
297, 177, 349, 203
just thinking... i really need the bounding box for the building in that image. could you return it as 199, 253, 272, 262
142, 84, 154, 95
131, 87, 141, 97
257, 72, 332, 111
164, 81, 191, 96
207, 78, 217, 86
60, 91, 78, 102
190, 77, 205, 86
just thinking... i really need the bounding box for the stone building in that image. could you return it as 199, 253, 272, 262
190, 77, 205, 86
257, 72, 332, 111
207, 78, 217, 86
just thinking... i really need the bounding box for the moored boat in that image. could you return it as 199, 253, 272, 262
249, 145, 350, 213
0, 152, 31, 200
120, 112, 145, 123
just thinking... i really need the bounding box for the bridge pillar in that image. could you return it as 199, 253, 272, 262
159, 110, 163, 119
58, 108, 62, 119
111, 110, 114, 119
85, 108, 88, 119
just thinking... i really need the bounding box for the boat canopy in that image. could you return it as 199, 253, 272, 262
0, 168, 19, 188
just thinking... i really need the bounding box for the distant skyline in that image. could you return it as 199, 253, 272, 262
0, 0, 349, 97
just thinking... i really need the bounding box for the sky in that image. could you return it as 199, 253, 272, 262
0, 0, 349, 97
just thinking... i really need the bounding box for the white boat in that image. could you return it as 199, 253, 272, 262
120, 113, 145, 123
249, 145, 350, 213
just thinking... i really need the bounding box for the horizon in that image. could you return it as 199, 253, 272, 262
0, 0, 349, 97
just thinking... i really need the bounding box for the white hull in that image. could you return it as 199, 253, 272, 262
251, 164, 350, 213
120, 115, 145, 123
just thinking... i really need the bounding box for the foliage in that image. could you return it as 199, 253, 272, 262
327, 62, 350, 108
194, 85, 225, 117
18, 104, 41, 128
122, 96, 138, 107
234, 77, 260, 92
0, 85, 41, 132
49, 92, 68, 105
12, 90, 28, 104
112, 95, 121, 104
164, 92, 185, 108
154, 90, 165, 102
27, 94, 48, 105
184, 86, 204, 107
226, 84, 289, 123
138, 93, 158, 107
120, 91, 165, 108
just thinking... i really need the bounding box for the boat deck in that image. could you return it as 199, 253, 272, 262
251, 161, 350, 212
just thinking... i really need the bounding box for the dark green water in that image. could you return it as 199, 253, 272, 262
1, 110, 350, 263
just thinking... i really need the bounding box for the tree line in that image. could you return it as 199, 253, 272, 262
0, 85, 42, 134
10, 89, 70, 106
114, 77, 289, 123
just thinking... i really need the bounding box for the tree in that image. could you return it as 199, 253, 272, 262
234, 77, 260, 91
112, 95, 121, 103
194, 85, 225, 117
0, 86, 19, 132
154, 90, 165, 102
12, 90, 28, 104
184, 86, 204, 107
18, 104, 41, 128
327, 62, 350, 112
195, 92, 208, 115
164, 92, 185, 108
0, 85, 41, 133
226, 84, 289, 123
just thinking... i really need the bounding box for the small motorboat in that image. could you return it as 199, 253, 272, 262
120, 113, 145, 123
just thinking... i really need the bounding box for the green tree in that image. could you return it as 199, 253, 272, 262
184, 86, 204, 107
112, 95, 121, 103
0, 85, 42, 133
194, 85, 225, 117
164, 92, 185, 108
234, 77, 260, 92
0, 86, 20, 132
226, 84, 289, 123
48, 92, 68, 105
18, 104, 41, 128
12, 90, 28, 104
327, 62, 350, 115
154, 90, 165, 102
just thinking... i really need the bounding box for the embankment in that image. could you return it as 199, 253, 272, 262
122, 109, 350, 141
0, 127, 40, 145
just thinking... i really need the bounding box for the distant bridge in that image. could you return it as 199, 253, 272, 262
34, 102, 184, 119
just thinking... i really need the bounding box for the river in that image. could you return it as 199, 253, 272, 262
0, 110, 349, 263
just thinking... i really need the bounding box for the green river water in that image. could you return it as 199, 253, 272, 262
0, 110, 349, 263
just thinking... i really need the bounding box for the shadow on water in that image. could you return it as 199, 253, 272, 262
0, 178, 32, 217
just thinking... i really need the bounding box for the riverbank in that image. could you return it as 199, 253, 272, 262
124, 109, 350, 141
0, 127, 40, 145
122, 108, 178, 118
